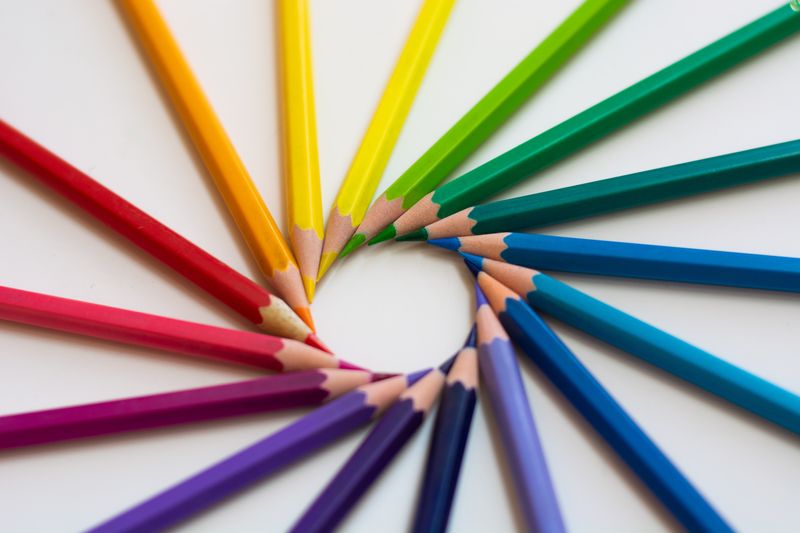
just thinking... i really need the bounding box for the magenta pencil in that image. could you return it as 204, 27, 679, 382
0, 369, 373, 450
0, 285, 360, 372
90, 370, 429, 533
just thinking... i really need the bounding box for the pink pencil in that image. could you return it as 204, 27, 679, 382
0, 285, 362, 372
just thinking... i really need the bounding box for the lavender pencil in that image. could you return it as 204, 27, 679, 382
89, 371, 429, 533
476, 283, 564, 533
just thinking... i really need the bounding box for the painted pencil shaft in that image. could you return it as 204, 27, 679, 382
412, 328, 478, 533
0, 285, 346, 371
436, 232, 800, 293
291, 368, 446, 533
475, 287, 564, 533
343, 0, 629, 252
277, 0, 323, 301
414, 138, 800, 240
469, 255, 800, 434
476, 273, 731, 531
392, 4, 800, 237
119, 0, 311, 323
90, 372, 426, 533
0, 370, 371, 450
0, 121, 320, 347
318, 0, 455, 278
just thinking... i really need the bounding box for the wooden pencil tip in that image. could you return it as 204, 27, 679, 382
340, 234, 366, 257
477, 271, 519, 315
306, 332, 332, 353
294, 306, 316, 331
474, 282, 489, 309
396, 228, 427, 241
317, 252, 337, 280
368, 225, 396, 245
428, 237, 460, 251
302, 276, 316, 303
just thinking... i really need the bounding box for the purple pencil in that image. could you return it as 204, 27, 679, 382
89, 370, 429, 533
289, 356, 456, 532
476, 282, 564, 533
0, 369, 374, 450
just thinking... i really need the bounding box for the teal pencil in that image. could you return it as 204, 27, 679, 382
385, 3, 800, 240
461, 254, 800, 434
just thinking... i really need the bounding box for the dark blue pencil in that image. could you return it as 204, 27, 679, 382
290, 357, 453, 532
412, 327, 479, 533
463, 253, 800, 434
471, 265, 732, 532
430, 232, 800, 293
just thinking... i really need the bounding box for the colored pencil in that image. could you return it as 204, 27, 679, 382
0, 369, 373, 450
387, 3, 800, 240
89, 370, 429, 533
463, 254, 800, 434
119, 0, 312, 326
430, 233, 800, 294
0, 285, 358, 371
277, 0, 323, 301
404, 139, 800, 240
472, 269, 732, 532
412, 326, 478, 533
318, 0, 456, 279
339, 0, 630, 255
291, 362, 449, 533
475, 284, 564, 533
0, 121, 325, 350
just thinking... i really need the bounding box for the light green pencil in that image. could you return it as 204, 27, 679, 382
338, 0, 630, 257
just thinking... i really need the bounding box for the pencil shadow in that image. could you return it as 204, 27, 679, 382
110, 1, 268, 286
515, 352, 682, 532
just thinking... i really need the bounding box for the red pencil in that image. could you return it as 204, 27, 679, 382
0, 285, 360, 372
0, 120, 327, 351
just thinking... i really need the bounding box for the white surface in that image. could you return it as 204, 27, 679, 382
1, 0, 799, 531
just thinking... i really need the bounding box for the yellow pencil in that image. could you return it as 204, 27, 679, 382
317, 0, 456, 280
277, 0, 323, 301
119, 0, 313, 329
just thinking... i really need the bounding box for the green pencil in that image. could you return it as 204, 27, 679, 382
338, 0, 630, 257
383, 2, 800, 242
400, 138, 800, 240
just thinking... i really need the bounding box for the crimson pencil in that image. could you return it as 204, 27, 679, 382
90, 370, 428, 532
0, 369, 372, 450
0, 120, 325, 350
0, 285, 357, 371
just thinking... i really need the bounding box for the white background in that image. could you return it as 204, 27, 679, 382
1, 1, 799, 531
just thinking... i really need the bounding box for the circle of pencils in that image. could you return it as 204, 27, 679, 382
2, 1, 798, 531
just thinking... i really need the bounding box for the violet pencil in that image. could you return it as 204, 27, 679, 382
89, 371, 429, 533
475, 283, 564, 533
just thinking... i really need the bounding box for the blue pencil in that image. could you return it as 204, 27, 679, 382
471, 266, 732, 532
412, 327, 479, 533
462, 253, 800, 434
290, 358, 452, 533
430, 232, 800, 293
475, 283, 564, 533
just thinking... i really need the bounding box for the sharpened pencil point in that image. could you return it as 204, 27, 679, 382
306, 332, 332, 353
368, 225, 397, 245
338, 359, 368, 372
408, 368, 434, 386
396, 228, 427, 241
460, 252, 484, 268
463, 259, 480, 277
294, 306, 316, 331
440, 355, 457, 374
317, 252, 338, 280
428, 237, 460, 251
340, 234, 366, 257
302, 276, 316, 304
474, 282, 488, 309
466, 324, 477, 347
